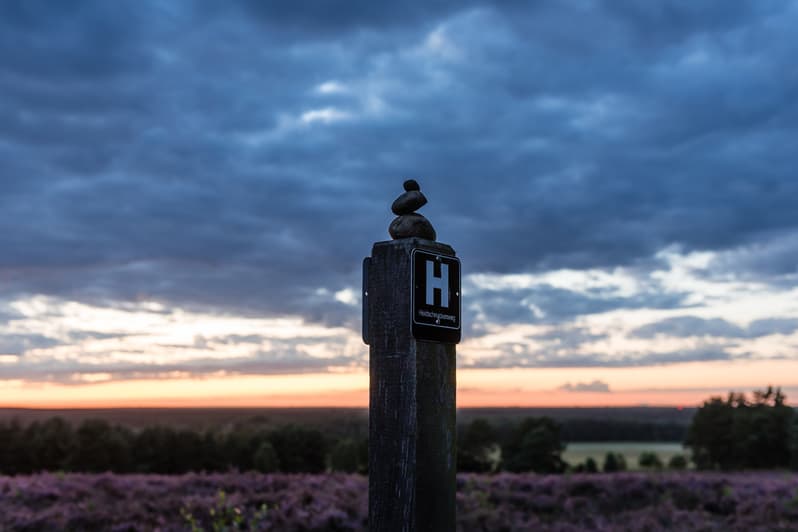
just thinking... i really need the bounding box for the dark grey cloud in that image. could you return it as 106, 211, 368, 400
0, 335, 365, 384
631, 316, 744, 339
0, 1, 152, 81
204, 334, 269, 345
709, 232, 798, 280
465, 345, 740, 369
532, 327, 609, 350
0, 333, 59, 356
0, 0, 796, 336
239, 0, 486, 38
465, 282, 689, 333
461, 327, 612, 366
631, 316, 798, 339
746, 318, 798, 338
66, 331, 140, 342
558, 380, 611, 393
0, 306, 22, 326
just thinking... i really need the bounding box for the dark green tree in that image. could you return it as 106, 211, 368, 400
268, 425, 326, 473
132, 426, 176, 473
329, 438, 361, 473
253, 441, 280, 473
741, 386, 792, 468
685, 396, 736, 469
200, 431, 226, 472
501, 417, 565, 473
357, 436, 369, 474
223, 429, 273, 472
173, 429, 205, 473
686, 387, 794, 470
69, 419, 133, 473
0, 419, 28, 474
457, 418, 497, 473
638, 451, 663, 470
668, 454, 688, 470
27, 417, 75, 472
790, 416, 798, 471
602, 452, 627, 473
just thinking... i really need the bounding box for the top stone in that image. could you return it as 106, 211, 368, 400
403, 179, 420, 191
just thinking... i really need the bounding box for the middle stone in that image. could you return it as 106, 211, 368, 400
391, 190, 428, 215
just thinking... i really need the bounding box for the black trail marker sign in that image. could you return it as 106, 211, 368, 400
411, 249, 461, 343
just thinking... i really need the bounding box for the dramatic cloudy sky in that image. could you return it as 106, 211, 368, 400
1, 0, 797, 407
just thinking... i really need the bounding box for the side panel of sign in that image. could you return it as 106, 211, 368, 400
362, 257, 370, 345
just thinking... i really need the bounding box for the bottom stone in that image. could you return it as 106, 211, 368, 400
389, 214, 437, 241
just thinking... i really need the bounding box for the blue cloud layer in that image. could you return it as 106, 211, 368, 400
1, 1, 797, 376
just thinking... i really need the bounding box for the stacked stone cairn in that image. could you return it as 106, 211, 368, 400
388, 179, 436, 241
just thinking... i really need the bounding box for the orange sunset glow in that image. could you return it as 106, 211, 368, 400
3, 359, 797, 409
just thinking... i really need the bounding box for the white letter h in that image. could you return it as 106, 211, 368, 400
426, 260, 449, 308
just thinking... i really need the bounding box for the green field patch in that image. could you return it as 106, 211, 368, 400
563, 442, 688, 470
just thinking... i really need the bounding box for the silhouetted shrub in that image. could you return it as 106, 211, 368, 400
253, 441, 280, 473
668, 454, 688, 470
501, 417, 565, 473
330, 438, 361, 473
268, 425, 326, 473
458, 418, 498, 472
638, 451, 664, 470
603, 452, 627, 473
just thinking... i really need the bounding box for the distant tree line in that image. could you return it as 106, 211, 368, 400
559, 419, 686, 442
0, 414, 568, 476
1, 387, 795, 475
0, 419, 366, 476
0, 414, 577, 476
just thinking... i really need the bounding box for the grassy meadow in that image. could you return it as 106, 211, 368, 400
563, 442, 688, 470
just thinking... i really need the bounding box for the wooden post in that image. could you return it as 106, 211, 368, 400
364, 237, 459, 532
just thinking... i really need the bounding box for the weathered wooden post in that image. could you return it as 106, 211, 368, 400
363, 180, 461, 532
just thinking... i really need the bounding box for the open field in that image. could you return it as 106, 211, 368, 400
563, 442, 688, 470
1, 471, 796, 531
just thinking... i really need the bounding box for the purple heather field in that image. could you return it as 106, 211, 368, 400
2, 472, 798, 531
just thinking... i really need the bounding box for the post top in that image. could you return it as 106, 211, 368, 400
372, 237, 455, 257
